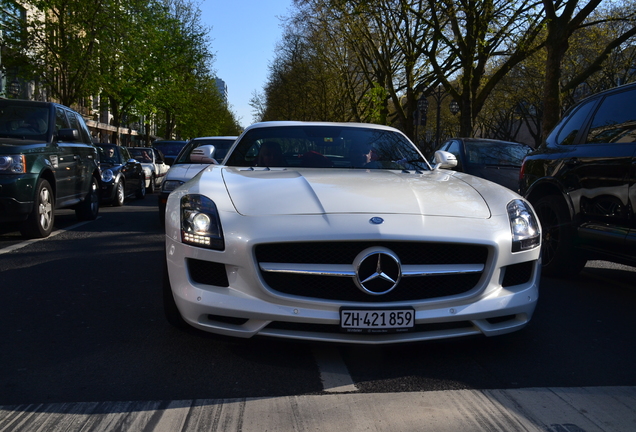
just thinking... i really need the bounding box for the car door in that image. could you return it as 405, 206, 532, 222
53, 107, 78, 204
570, 86, 636, 255
627, 146, 636, 251
153, 148, 168, 183
119, 146, 143, 194
68, 111, 96, 197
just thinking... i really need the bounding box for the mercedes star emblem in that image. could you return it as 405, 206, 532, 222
353, 247, 402, 295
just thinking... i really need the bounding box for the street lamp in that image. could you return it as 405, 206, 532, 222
449, 100, 460, 115
415, 93, 429, 145
9, 80, 21, 98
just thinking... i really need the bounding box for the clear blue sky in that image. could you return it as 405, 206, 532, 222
199, 1, 293, 129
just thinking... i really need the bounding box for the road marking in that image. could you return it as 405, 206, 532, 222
312, 346, 357, 393
0, 218, 99, 255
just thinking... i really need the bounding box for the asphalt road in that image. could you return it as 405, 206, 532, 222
1, 194, 635, 430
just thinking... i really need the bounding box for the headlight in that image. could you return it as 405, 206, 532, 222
0, 155, 26, 173
162, 179, 184, 193
101, 169, 114, 183
507, 199, 540, 252
181, 194, 224, 250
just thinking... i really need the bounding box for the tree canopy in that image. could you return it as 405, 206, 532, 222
0, 0, 242, 140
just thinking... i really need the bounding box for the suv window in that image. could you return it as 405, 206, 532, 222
74, 113, 92, 144
554, 99, 596, 146
586, 88, 636, 144
55, 107, 70, 132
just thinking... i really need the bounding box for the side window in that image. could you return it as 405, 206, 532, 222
66, 109, 80, 132
446, 141, 461, 157
553, 99, 596, 146
75, 113, 92, 144
585, 88, 636, 144
55, 108, 69, 133
120, 146, 131, 161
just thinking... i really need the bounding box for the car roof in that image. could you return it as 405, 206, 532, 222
242, 121, 404, 134
190, 136, 238, 141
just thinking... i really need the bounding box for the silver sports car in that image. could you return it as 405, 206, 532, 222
164, 121, 541, 344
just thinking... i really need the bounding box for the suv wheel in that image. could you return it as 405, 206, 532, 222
76, 176, 100, 221
534, 195, 586, 277
20, 179, 54, 238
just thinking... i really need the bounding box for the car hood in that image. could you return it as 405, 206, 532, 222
167, 163, 210, 182
220, 167, 491, 218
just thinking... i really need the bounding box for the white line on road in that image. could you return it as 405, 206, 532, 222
312, 346, 357, 393
0, 218, 99, 255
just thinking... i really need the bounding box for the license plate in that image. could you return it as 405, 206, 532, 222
340, 308, 415, 333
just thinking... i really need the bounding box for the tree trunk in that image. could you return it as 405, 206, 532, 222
541, 24, 570, 142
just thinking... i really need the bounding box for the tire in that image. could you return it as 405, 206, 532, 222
136, 175, 146, 199
148, 175, 155, 194
113, 180, 125, 206
533, 195, 586, 277
20, 179, 54, 239
163, 259, 190, 330
75, 176, 100, 221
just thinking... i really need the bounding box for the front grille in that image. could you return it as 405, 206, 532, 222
255, 241, 489, 302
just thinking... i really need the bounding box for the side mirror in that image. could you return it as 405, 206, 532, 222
57, 128, 79, 142
190, 144, 217, 163
433, 150, 458, 170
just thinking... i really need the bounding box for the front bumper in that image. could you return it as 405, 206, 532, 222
0, 174, 37, 222
165, 212, 541, 345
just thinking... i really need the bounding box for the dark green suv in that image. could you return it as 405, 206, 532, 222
0, 100, 101, 238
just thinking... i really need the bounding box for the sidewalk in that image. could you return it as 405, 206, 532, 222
2, 386, 635, 431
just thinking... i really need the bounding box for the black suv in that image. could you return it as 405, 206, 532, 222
0, 100, 100, 238
520, 82, 636, 277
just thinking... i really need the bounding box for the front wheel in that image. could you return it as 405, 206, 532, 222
20, 179, 54, 238
533, 195, 586, 277
76, 176, 100, 221
136, 175, 146, 199
147, 175, 155, 194
113, 181, 125, 206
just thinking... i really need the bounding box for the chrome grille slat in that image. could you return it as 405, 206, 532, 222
255, 241, 489, 303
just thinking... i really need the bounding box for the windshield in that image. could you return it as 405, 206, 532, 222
463, 140, 531, 167
153, 141, 186, 157
225, 126, 429, 171
128, 147, 153, 163
0, 105, 49, 140
97, 145, 121, 165
175, 138, 236, 164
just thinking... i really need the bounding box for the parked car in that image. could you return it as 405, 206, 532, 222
163, 121, 541, 344
152, 140, 187, 165
0, 99, 100, 238
96, 144, 146, 206
520, 82, 636, 277
127, 146, 169, 193
431, 138, 532, 191
158, 136, 237, 224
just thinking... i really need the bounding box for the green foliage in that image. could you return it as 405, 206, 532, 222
0, 0, 240, 139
